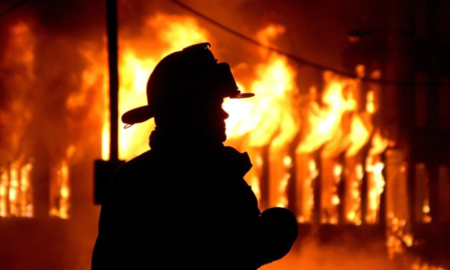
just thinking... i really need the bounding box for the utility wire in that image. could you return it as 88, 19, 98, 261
171, 0, 449, 87
0, 0, 28, 18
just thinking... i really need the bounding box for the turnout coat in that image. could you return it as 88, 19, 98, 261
92, 140, 296, 270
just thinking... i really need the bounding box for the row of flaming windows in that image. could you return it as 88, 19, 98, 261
0, 151, 447, 225
0, 160, 69, 219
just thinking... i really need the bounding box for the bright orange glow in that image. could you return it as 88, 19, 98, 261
225, 25, 299, 209
366, 90, 375, 113
0, 161, 33, 218
367, 70, 381, 114
49, 158, 69, 218
365, 131, 388, 223
365, 157, 385, 223
49, 145, 75, 219
6, 22, 35, 79
333, 164, 343, 178
369, 130, 388, 156
224, 25, 298, 147
117, 51, 158, 160
346, 114, 371, 157
295, 157, 317, 223
0, 22, 35, 218
296, 76, 359, 156
90, 13, 391, 226
345, 161, 362, 224
114, 14, 211, 160
386, 212, 413, 259
78, 46, 110, 160
110, 20, 300, 208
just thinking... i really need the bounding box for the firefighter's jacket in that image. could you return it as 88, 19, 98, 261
92, 135, 297, 270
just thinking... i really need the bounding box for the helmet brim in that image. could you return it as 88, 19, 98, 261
121, 92, 254, 126
121, 105, 154, 125
230, 93, 255, 99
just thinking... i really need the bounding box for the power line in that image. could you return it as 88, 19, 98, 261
0, 0, 28, 18
172, 0, 353, 77
171, 0, 449, 87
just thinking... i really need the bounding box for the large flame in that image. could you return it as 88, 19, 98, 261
111, 14, 212, 160
224, 25, 299, 207
224, 25, 298, 146
102, 19, 300, 207
92, 13, 388, 225
296, 80, 352, 155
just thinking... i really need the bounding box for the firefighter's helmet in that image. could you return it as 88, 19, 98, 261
121, 42, 254, 126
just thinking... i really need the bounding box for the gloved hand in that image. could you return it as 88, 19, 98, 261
258, 207, 298, 264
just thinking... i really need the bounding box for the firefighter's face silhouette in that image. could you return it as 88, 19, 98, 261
190, 96, 229, 143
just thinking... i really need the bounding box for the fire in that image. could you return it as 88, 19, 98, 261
365, 157, 385, 222
93, 12, 389, 225
346, 162, 363, 224
77, 47, 110, 161
49, 160, 70, 219
366, 130, 388, 223
117, 51, 157, 160
366, 90, 375, 114
106, 19, 299, 208
0, 161, 34, 217
113, 14, 212, 160
296, 74, 360, 156
49, 145, 75, 219
225, 24, 299, 208
296, 155, 317, 223
0, 22, 36, 218
224, 25, 298, 146
346, 114, 371, 157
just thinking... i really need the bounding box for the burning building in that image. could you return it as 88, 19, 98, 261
0, 0, 449, 269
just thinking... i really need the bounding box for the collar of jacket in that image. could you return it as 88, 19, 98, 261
149, 129, 252, 178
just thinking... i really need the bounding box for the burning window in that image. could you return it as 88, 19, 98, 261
0, 22, 35, 218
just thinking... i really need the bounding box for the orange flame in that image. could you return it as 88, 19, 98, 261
224, 25, 298, 146
225, 25, 299, 208
0, 22, 35, 218
365, 130, 388, 223
91, 13, 389, 225
49, 145, 75, 219
113, 14, 212, 160
296, 75, 357, 156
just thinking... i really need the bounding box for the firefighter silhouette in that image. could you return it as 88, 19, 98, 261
92, 43, 298, 270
